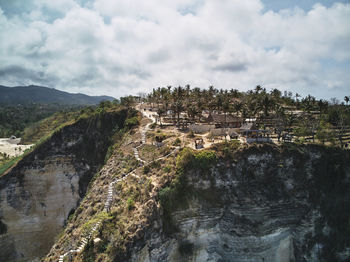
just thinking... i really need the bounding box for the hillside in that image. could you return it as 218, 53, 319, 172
0, 85, 115, 105
0, 104, 139, 261
41, 116, 350, 262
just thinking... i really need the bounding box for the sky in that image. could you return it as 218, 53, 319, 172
0, 0, 349, 100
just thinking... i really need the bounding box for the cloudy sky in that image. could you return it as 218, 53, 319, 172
0, 0, 349, 99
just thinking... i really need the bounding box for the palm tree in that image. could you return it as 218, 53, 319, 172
317, 99, 329, 115
222, 99, 230, 127
187, 105, 198, 123
172, 86, 185, 126
271, 89, 281, 101
233, 102, 243, 116
259, 94, 275, 117
255, 85, 262, 94
207, 86, 217, 114
345, 96, 349, 105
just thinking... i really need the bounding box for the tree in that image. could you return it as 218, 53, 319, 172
156, 107, 165, 126
301, 95, 316, 113
255, 85, 263, 94
187, 106, 198, 123
271, 88, 282, 101
316, 120, 335, 145
344, 96, 349, 105
317, 99, 329, 115
259, 94, 275, 117
120, 96, 134, 108
233, 102, 243, 116
171, 86, 185, 127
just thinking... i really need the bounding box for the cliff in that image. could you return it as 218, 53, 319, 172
128, 144, 350, 262
0, 108, 130, 262
43, 139, 350, 262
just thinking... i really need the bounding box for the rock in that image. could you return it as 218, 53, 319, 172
93, 238, 102, 244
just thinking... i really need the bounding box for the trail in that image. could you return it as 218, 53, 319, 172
58, 110, 178, 261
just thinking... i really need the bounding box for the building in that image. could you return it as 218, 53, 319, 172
206, 114, 243, 128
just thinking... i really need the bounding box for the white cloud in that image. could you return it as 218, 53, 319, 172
0, 0, 349, 99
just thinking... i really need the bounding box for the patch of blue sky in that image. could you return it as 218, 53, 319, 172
320, 58, 350, 69
178, 0, 204, 16
264, 46, 281, 53
261, 0, 350, 12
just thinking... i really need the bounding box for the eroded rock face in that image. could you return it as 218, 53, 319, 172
129, 145, 350, 262
0, 110, 127, 262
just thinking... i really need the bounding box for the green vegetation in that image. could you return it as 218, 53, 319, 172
0, 101, 137, 177
145, 85, 350, 147
214, 139, 241, 159
176, 148, 217, 172
173, 137, 181, 146
0, 147, 34, 177
126, 197, 135, 210
159, 148, 217, 232
21, 109, 82, 144
0, 155, 22, 176
124, 116, 140, 128
0, 103, 83, 138
82, 211, 113, 235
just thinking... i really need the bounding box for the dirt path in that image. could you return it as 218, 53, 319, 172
58, 108, 178, 262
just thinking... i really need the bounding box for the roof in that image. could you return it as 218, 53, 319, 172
208, 114, 242, 123
240, 123, 254, 130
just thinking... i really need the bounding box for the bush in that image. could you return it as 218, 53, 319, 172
126, 197, 135, 210
143, 165, 150, 174
125, 116, 139, 128
176, 148, 195, 170
159, 170, 187, 233
163, 165, 171, 173
173, 137, 181, 146
193, 151, 217, 170
176, 148, 217, 172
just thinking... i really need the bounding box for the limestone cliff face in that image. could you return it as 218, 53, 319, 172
0, 110, 128, 262
128, 145, 350, 262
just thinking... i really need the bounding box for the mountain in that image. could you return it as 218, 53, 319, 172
0, 85, 115, 105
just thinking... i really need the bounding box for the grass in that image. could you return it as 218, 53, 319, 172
0, 156, 22, 176
81, 211, 112, 235
1, 103, 135, 178
176, 147, 217, 172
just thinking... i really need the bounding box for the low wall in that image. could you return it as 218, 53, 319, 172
189, 124, 215, 133
210, 128, 238, 136
246, 137, 272, 143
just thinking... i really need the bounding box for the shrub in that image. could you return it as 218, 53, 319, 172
125, 116, 139, 128
176, 148, 217, 172
163, 165, 171, 173
176, 148, 195, 170
126, 197, 135, 210
173, 137, 181, 146
193, 150, 217, 170
143, 165, 150, 174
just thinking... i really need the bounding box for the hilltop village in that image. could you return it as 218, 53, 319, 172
129, 85, 349, 150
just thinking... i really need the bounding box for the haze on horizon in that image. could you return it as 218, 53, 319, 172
0, 0, 349, 100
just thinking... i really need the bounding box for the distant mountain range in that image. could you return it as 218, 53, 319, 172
0, 85, 115, 105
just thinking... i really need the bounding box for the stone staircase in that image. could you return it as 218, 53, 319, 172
58, 221, 101, 262
57, 113, 166, 261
